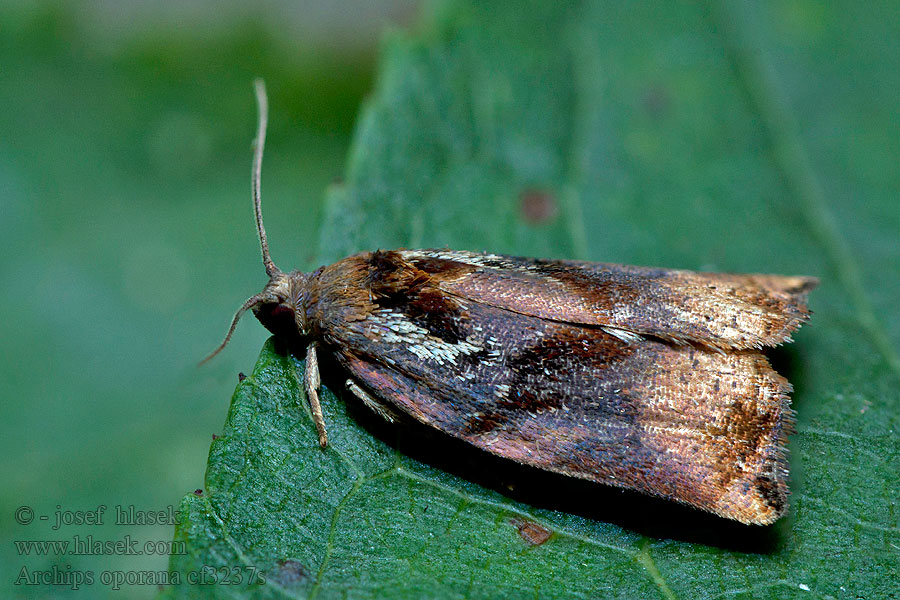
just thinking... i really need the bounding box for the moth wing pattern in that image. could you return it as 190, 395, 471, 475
310, 250, 811, 524
399, 250, 818, 351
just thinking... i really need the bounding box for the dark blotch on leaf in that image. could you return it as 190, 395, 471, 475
642, 84, 670, 117
238, 372, 247, 382
193, 489, 203, 496
519, 189, 558, 225
270, 559, 309, 585
510, 517, 552, 546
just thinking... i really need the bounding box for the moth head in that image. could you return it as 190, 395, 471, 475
201, 270, 310, 365
201, 79, 309, 364
250, 270, 310, 340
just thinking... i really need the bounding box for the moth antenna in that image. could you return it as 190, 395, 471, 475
200, 82, 284, 365
252, 79, 281, 278
200, 293, 268, 365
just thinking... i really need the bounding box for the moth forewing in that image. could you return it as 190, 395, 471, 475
398, 249, 817, 351
304, 250, 807, 525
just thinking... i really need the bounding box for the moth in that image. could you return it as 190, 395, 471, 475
207, 81, 817, 525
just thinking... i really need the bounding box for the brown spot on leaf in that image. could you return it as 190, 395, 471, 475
510, 517, 552, 546
270, 559, 308, 585
193, 489, 203, 496
642, 85, 670, 117
519, 189, 558, 225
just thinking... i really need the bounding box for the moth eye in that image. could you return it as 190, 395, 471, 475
254, 302, 301, 339
269, 304, 294, 319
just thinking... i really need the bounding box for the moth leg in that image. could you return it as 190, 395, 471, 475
304, 342, 328, 448
346, 379, 398, 424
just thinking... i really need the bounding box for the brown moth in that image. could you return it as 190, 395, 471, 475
207, 81, 817, 525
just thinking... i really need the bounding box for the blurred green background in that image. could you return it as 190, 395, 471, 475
0, 1, 415, 597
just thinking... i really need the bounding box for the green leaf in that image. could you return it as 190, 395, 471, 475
165, 1, 900, 598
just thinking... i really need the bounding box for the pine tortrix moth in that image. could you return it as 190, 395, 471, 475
206, 81, 817, 525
